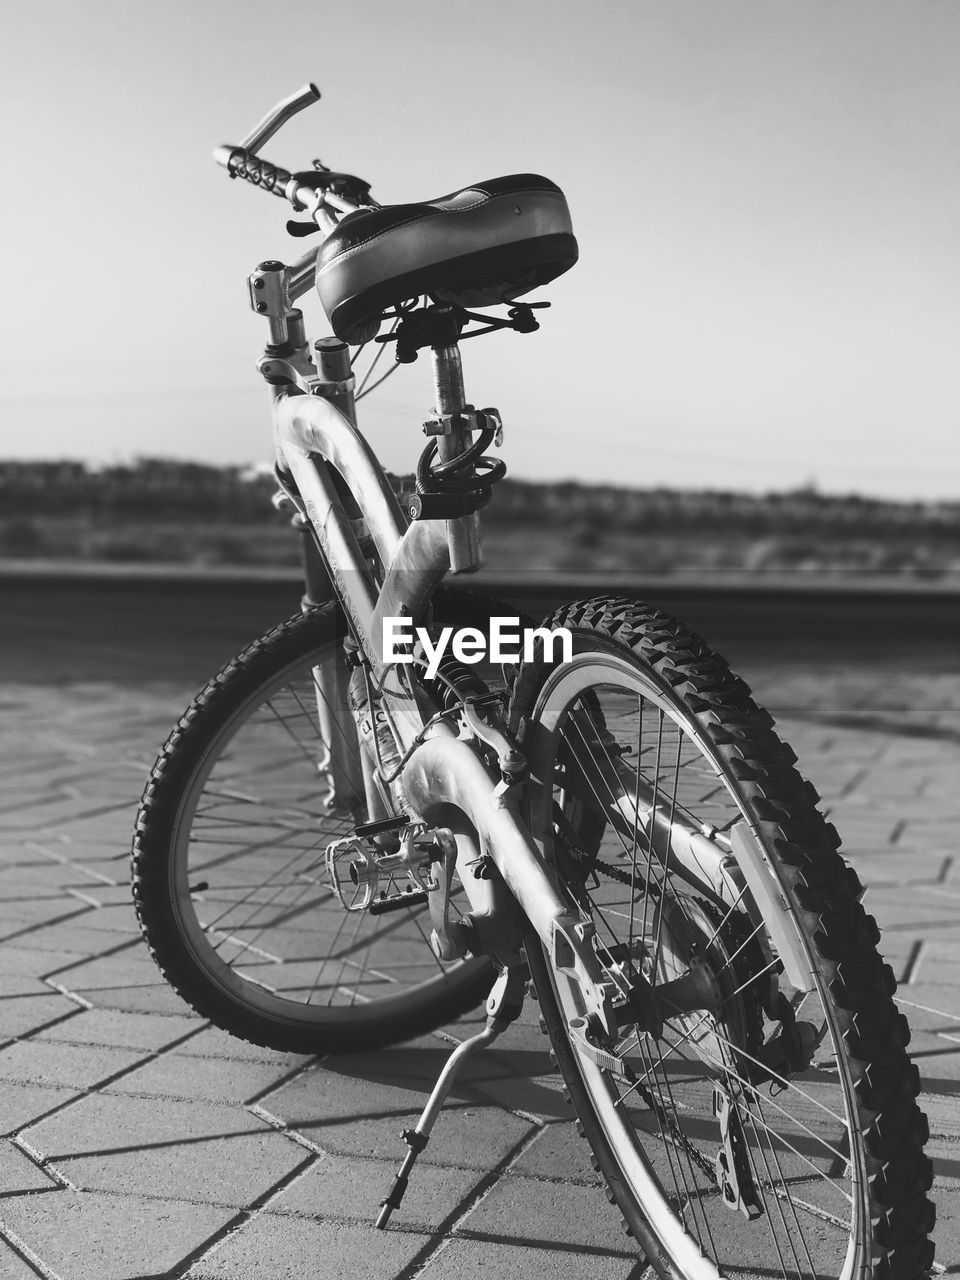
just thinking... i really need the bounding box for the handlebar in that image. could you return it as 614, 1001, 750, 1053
238, 82, 320, 155
213, 78, 318, 207
214, 83, 372, 224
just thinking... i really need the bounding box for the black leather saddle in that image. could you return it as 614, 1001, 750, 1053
315, 174, 578, 344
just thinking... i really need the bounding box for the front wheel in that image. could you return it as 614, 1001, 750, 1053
511, 597, 933, 1280
132, 603, 491, 1054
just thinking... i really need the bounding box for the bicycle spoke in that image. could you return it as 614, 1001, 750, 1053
654, 1026, 854, 1186
531, 653, 884, 1279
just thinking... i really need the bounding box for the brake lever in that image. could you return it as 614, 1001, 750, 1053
294, 169, 374, 203
286, 220, 322, 238
285, 170, 373, 237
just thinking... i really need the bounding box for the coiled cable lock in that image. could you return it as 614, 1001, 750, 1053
408, 407, 506, 520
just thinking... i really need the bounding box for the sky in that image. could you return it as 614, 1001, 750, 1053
2, 0, 958, 498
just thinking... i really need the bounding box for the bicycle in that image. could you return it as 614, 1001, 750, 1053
131, 83, 934, 1280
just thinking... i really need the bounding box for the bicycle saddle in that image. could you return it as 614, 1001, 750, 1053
315, 174, 578, 343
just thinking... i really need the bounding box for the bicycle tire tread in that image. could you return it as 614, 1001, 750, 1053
131, 605, 491, 1054
512, 594, 934, 1280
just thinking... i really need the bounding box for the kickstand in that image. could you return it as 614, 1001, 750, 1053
375, 964, 526, 1228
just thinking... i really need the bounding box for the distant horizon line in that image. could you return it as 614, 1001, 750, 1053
0, 454, 956, 509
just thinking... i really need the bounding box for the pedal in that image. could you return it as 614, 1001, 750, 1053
368, 888, 430, 916
326, 823, 455, 917
325, 822, 433, 913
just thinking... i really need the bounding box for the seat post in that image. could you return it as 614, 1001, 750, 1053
431, 315, 481, 574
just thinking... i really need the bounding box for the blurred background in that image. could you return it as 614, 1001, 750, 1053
2, 0, 958, 577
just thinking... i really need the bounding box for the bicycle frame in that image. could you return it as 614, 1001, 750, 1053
230, 109, 813, 1029
261, 271, 618, 1003
252, 268, 815, 1040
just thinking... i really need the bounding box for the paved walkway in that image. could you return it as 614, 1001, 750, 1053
1, 661, 957, 1279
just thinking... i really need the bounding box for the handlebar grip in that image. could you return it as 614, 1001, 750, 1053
213, 146, 295, 200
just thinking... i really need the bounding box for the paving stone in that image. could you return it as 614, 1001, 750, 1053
460, 1063, 567, 1121
0, 945, 89, 977
265, 1152, 481, 1230
0, 867, 80, 894
920, 1090, 960, 1162
418, 1238, 636, 1280
71, 885, 137, 908
176, 1025, 307, 1065
0, 1238, 48, 1279
105, 1051, 297, 1104
0, 993, 83, 1040
910, 1047, 960, 1088
897, 984, 960, 1017
459, 1175, 627, 1252
267, 1064, 535, 1170
929, 1174, 959, 1265
1, 642, 958, 1276
921, 936, 960, 963
0, 975, 51, 997
66, 910, 143, 937
488, 1027, 552, 1068
0, 1038, 144, 1090
331, 1038, 520, 1092
509, 1121, 598, 1184
0, 1082, 78, 1136
0, 1189, 231, 1280
2, 923, 138, 952
0, 1137, 59, 1192
903, 962, 960, 1003
861, 853, 952, 883
867, 893, 960, 926
33, 1007, 200, 1051
187, 1214, 431, 1279
0, 800, 130, 836
0, 849, 50, 870
71, 981, 197, 1016
22, 1092, 306, 1208
52, 845, 131, 868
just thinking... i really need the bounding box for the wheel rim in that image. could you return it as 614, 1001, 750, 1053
168, 642, 482, 1032
527, 649, 869, 1280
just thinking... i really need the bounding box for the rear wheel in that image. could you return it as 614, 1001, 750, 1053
512, 597, 934, 1280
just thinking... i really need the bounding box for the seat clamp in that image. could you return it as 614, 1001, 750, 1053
422, 406, 503, 443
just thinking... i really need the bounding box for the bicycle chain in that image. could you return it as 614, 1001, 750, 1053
593, 853, 656, 893
617, 1053, 720, 1187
